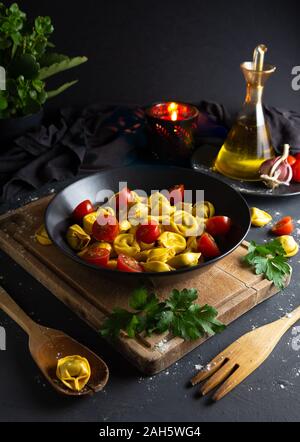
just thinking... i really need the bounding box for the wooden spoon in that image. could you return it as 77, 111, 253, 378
0, 286, 109, 396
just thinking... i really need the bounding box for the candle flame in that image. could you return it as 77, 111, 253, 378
168, 102, 178, 121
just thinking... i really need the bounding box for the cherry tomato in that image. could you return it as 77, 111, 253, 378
197, 233, 221, 258
206, 216, 232, 237
117, 254, 143, 272
168, 184, 185, 206
292, 160, 300, 183
115, 187, 134, 210
136, 220, 160, 244
80, 244, 110, 267
72, 200, 94, 222
287, 155, 297, 166
271, 216, 294, 236
92, 213, 119, 242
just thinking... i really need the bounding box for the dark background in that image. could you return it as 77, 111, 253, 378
19, 0, 300, 113
1, 0, 300, 423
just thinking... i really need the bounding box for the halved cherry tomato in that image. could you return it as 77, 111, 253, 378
287, 155, 297, 166
206, 216, 232, 237
136, 220, 160, 244
271, 216, 294, 236
92, 213, 119, 242
292, 160, 300, 183
168, 184, 185, 206
80, 244, 110, 267
117, 254, 143, 272
115, 187, 134, 210
197, 233, 221, 258
72, 200, 94, 222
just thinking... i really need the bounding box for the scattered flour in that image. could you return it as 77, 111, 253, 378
194, 364, 203, 371
154, 338, 170, 353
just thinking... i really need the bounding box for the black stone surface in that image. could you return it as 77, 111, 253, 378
1, 0, 300, 423
0, 178, 300, 422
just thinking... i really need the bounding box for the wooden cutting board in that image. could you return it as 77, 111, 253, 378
0, 196, 286, 375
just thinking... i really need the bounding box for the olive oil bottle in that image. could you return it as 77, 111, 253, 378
215, 45, 276, 181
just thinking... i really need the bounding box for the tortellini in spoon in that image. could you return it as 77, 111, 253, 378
56, 355, 91, 392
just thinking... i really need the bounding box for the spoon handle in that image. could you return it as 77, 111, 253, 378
0, 286, 38, 336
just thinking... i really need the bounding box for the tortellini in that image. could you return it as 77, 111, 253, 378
66, 225, 91, 251
128, 203, 149, 226
158, 231, 186, 254
185, 236, 199, 253
167, 211, 203, 237
107, 259, 118, 269
193, 201, 215, 219
119, 219, 132, 232
56, 355, 91, 392
147, 247, 176, 262
97, 206, 115, 217
140, 241, 156, 251
149, 192, 175, 218
142, 261, 173, 273
66, 188, 220, 273
113, 233, 140, 257
35, 224, 52, 245
167, 253, 201, 269
83, 212, 98, 235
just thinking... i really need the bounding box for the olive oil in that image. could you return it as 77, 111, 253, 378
215, 45, 276, 182
215, 118, 274, 181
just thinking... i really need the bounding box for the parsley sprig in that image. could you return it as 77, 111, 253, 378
100, 288, 225, 341
244, 239, 292, 289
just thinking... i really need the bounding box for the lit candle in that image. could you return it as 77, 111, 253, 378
168, 102, 179, 121
147, 102, 198, 122
145, 101, 199, 162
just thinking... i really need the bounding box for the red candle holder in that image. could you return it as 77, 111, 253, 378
145, 102, 199, 162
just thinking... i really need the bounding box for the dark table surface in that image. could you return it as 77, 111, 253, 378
0, 175, 300, 423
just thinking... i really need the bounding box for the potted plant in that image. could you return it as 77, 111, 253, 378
0, 2, 87, 141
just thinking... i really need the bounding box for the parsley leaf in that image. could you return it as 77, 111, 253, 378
100, 288, 225, 341
244, 240, 292, 289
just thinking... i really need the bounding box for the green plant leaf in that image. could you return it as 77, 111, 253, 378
38, 56, 88, 80
99, 288, 226, 341
100, 308, 135, 339
39, 52, 68, 68
34, 16, 53, 36
244, 239, 292, 289
125, 315, 140, 338
0, 93, 8, 110
129, 287, 149, 310
46, 80, 78, 99
9, 54, 39, 79
166, 288, 198, 310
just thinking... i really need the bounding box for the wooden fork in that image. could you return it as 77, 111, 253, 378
191, 305, 300, 401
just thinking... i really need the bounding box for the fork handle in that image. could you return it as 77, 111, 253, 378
274, 305, 300, 335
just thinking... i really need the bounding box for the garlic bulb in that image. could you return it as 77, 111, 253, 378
260, 144, 293, 189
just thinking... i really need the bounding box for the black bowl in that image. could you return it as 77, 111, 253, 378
45, 166, 251, 283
